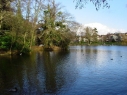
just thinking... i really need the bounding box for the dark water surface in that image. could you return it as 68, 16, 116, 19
0, 46, 127, 95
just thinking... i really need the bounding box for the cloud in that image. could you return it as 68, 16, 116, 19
84, 23, 126, 35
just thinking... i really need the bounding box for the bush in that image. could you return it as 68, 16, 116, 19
0, 35, 11, 50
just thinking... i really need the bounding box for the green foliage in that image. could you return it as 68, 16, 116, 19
21, 47, 30, 54
0, 0, 74, 54
84, 27, 98, 45
0, 31, 31, 54
0, 35, 11, 50
40, 3, 72, 50
42, 29, 70, 49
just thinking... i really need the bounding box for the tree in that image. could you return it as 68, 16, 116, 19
10, 0, 45, 51
0, 0, 13, 31
39, 0, 72, 50
84, 27, 98, 45
74, 0, 110, 10
121, 33, 127, 45
67, 21, 81, 43
67, 21, 81, 32
0, 0, 77, 53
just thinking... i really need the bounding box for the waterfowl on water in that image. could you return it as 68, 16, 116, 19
9, 87, 17, 92
20, 53, 22, 55
111, 58, 113, 60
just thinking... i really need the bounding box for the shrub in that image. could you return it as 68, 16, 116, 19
0, 35, 11, 50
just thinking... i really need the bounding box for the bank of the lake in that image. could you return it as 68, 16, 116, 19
0, 45, 68, 56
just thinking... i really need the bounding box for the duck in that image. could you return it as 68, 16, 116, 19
111, 58, 113, 60
20, 52, 22, 56
9, 87, 17, 92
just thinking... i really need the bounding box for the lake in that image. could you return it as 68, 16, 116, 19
0, 46, 127, 95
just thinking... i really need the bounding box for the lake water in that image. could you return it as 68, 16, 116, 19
0, 46, 127, 95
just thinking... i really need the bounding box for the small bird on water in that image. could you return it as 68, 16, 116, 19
9, 87, 17, 92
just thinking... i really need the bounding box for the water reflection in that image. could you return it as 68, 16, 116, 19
0, 46, 127, 95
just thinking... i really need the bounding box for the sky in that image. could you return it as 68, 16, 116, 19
55, 0, 127, 35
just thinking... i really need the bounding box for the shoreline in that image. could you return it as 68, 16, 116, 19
1, 44, 127, 56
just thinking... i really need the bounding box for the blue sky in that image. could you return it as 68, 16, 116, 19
55, 0, 127, 34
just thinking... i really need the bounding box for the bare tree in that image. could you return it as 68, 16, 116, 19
74, 0, 110, 10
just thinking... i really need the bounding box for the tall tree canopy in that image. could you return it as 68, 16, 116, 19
39, 0, 73, 50
0, 0, 76, 53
